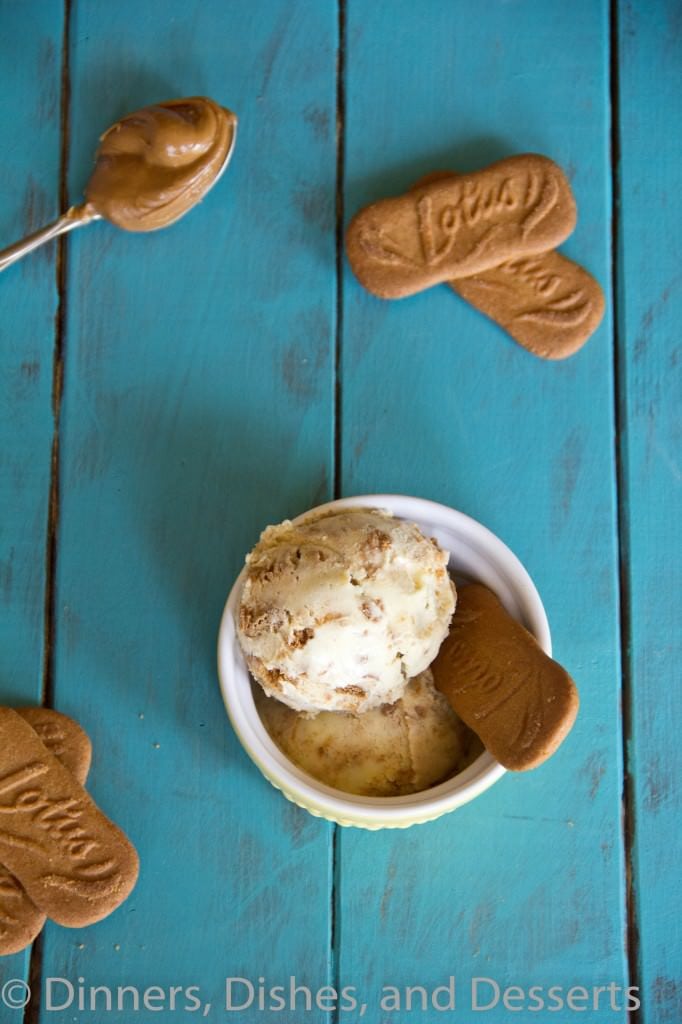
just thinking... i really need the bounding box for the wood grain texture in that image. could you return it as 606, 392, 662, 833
617, 3, 682, 1020
1, 2, 677, 1019
0, 0, 63, 980
0, 1, 62, 707
40, 1, 337, 1016
339, 0, 627, 1015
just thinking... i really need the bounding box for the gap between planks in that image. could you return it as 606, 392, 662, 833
609, 0, 641, 1018
41, 0, 72, 711
333, 0, 346, 501
26, 1, 73, 1021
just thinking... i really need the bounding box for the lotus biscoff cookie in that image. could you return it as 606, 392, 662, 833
0, 707, 138, 929
346, 154, 577, 299
0, 709, 93, 956
452, 250, 604, 358
413, 171, 605, 358
17, 708, 93, 782
431, 585, 579, 771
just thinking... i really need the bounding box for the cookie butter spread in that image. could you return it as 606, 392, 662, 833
84, 96, 237, 231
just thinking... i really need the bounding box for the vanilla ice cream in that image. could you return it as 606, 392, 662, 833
237, 507, 456, 714
255, 670, 482, 796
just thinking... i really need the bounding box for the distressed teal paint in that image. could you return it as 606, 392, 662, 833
338, 0, 627, 1018
0, 0, 63, 985
42, 2, 337, 1018
0, 2, 678, 1020
618, 2, 682, 1021
0, 1, 62, 703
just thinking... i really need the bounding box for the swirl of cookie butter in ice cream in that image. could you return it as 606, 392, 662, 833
238, 508, 456, 715
84, 97, 237, 231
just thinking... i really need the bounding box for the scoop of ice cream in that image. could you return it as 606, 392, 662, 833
254, 670, 483, 796
238, 507, 456, 714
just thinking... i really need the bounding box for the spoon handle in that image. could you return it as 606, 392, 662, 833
0, 204, 99, 274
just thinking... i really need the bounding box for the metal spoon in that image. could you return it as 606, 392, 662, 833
0, 112, 237, 274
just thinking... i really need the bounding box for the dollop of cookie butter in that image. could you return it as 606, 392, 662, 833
84, 97, 237, 231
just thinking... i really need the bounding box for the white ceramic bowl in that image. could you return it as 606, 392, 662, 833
217, 495, 551, 829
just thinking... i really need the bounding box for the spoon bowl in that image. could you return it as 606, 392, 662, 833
0, 97, 237, 273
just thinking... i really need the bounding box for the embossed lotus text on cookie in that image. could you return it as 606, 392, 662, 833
17, 708, 93, 781
0, 708, 138, 929
346, 155, 577, 298
413, 171, 604, 358
0, 709, 93, 955
431, 585, 579, 771
453, 253, 604, 358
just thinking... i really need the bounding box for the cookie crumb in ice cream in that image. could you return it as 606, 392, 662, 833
361, 598, 384, 621
290, 627, 314, 649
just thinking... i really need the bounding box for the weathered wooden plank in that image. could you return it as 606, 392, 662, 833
618, 3, 682, 1020
338, 0, 627, 1016
0, 0, 63, 983
40, 2, 337, 1017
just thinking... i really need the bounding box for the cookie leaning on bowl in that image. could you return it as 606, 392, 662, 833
431, 584, 578, 770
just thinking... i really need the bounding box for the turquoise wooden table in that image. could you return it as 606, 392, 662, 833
0, 2, 679, 1021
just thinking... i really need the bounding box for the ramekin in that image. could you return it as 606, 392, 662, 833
217, 495, 551, 829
